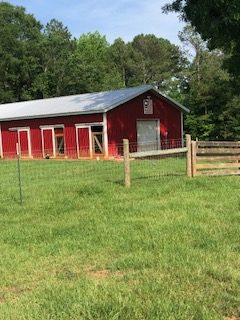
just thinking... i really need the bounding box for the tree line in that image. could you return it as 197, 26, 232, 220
0, 1, 240, 140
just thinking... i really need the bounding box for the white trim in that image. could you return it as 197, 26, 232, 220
74, 122, 103, 127
9, 126, 30, 131
17, 127, 32, 158
52, 129, 56, 158
181, 112, 184, 147
41, 127, 56, 158
75, 125, 92, 158
27, 129, 32, 157
40, 125, 65, 158
41, 128, 44, 157
75, 126, 80, 159
17, 130, 20, 155
103, 113, 109, 158
39, 124, 64, 129
0, 125, 3, 158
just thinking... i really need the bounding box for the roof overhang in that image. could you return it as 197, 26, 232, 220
0, 109, 104, 122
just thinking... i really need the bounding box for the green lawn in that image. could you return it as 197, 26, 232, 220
0, 158, 239, 320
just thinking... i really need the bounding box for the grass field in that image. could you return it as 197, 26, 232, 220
0, 158, 239, 319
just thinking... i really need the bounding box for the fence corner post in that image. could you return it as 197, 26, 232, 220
191, 140, 197, 177
123, 139, 131, 188
186, 134, 192, 177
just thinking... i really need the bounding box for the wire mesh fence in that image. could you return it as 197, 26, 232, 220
128, 138, 186, 181
0, 139, 187, 204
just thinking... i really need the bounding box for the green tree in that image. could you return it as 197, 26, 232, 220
219, 96, 240, 140
180, 27, 232, 139
108, 38, 130, 87
163, 1, 240, 78
0, 2, 43, 103
131, 34, 186, 88
34, 19, 77, 98
72, 32, 122, 93
163, 0, 240, 49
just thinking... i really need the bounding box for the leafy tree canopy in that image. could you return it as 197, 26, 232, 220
163, 0, 240, 78
0, 2, 43, 103
163, 0, 240, 50
38, 19, 76, 98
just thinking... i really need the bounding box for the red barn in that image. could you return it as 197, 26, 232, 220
0, 85, 189, 159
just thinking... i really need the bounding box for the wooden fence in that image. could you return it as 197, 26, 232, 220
187, 136, 240, 177
123, 138, 188, 187
122, 136, 240, 186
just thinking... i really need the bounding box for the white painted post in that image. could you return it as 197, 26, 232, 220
123, 139, 131, 188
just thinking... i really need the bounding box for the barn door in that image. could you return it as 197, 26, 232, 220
18, 129, 31, 158
42, 128, 55, 158
137, 120, 160, 152
76, 127, 91, 158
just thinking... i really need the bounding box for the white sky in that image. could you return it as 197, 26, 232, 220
8, 0, 186, 45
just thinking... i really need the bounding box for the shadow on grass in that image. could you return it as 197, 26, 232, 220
131, 172, 185, 181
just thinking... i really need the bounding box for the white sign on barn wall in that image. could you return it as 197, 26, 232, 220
143, 96, 153, 114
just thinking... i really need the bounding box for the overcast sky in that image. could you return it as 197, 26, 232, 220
8, 0, 185, 45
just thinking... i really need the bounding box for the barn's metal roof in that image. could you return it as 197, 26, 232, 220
0, 85, 189, 121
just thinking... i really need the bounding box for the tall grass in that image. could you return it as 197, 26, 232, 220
0, 158, 239, 319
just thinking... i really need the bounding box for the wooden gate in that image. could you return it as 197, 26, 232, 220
189, 139, 240, 176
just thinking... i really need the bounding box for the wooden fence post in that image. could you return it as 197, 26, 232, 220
16, 143, 23, 205
186, 134, 192, 177
123, 139, 131, 188
191, 140, 197, 177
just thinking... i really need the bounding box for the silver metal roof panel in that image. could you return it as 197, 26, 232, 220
0, 85, 189, 121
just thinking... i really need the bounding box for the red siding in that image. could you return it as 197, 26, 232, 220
107, 91, 182, 154
3, 130, 18, 158
77, 127, 91, 158
1, 113, 102, 158
0, 91, 183, 159
19, 130, 29, 157
42, 129, 54, 157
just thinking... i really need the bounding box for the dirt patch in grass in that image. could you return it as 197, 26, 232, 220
225, 317, 240, 320
87, 269, 110, 279
0, 296, 6, 304
0, 285, 33, 304
86, 268, 125, 280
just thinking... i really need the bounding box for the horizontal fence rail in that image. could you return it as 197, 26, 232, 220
197, 148, 240, 154
129, 147, 187, 159
191, 139, 240, 177
197, 141, 240, 147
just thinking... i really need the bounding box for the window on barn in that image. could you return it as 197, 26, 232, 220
54, 127, 65, 156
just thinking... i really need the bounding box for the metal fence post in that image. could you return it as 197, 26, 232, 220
16, 143, 23, 205
123, 139, 131, 188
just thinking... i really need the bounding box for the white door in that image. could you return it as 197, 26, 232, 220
137, 120, 160, 152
